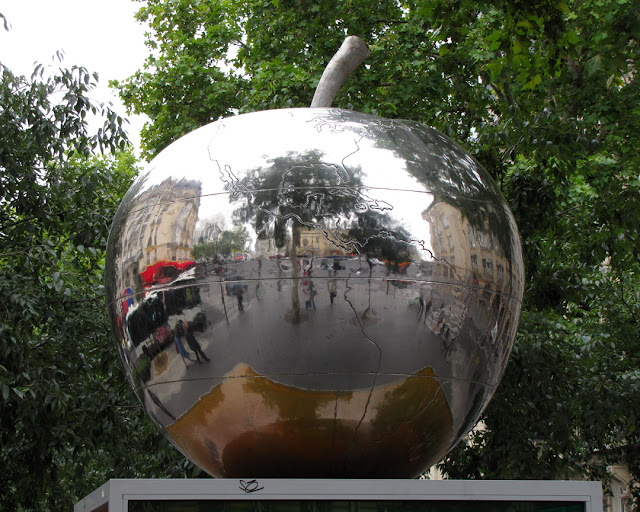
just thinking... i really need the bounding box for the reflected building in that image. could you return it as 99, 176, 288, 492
423, 200, 522, 296
194, 214, 226, 245
112, 177, 202, 297
254, 225, 353, 259
254, 236, 282, 258
294, 226, 352, 257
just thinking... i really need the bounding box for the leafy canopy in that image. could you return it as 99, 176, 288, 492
0, 59, 204, 511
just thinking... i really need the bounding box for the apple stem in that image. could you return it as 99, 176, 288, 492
311, 36, 370, 108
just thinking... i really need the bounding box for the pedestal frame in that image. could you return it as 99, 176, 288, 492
74, 478, 603, 512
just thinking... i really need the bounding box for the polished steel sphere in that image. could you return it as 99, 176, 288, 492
105, 108, 524, 478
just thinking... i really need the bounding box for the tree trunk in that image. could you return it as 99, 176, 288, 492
288, 221, 301, 323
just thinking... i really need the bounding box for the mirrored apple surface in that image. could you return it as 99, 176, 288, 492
105, 108, 524, 478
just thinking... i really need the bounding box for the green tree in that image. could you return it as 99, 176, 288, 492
117, 0, 640, 502
0, 62, 200, 511
218, 226, 250, 256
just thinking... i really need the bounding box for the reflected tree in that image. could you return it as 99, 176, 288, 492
222, 150, 413, 322
228, 150, 361, 322
194, 226, 248, 261
346, 209, 415, 265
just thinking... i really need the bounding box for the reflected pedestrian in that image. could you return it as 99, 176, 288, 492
418, 292, 433, 322
305, 280, 317, 310
182, 320, 210, 363
173, 327, 194, 367
329, 277, 337, 304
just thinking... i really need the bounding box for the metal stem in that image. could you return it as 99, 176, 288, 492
310, 36, 370, 108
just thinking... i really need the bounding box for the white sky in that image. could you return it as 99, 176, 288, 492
0, 0, 150, 151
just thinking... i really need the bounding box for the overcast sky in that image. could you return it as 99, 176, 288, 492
1, 0, 150, 150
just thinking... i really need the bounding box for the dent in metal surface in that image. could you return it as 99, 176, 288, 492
105, 108, 524, 478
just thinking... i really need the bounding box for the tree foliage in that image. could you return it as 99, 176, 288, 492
117, 0, 640, 500
194, 226, 250, 260
0, 62, 202, 511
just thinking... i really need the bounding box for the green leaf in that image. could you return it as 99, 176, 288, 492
565, 30, 580, 45
585, 55, 603, 76
486, 29, 502, 42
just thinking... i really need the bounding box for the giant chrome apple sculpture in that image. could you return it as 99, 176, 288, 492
105, 38, 524, 478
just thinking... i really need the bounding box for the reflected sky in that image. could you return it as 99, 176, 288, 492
134, 108, 513, 260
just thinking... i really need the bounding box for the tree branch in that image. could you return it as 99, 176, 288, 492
614, 282, 639, 325
375, 19, 409, 25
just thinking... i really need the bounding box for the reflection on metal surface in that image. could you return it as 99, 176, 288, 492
166, 364, 452, 478
105, 108, 524, 478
